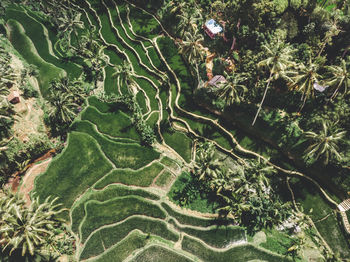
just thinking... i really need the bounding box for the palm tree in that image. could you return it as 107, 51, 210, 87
46, 91, 78, 125
56, 9, 84, 48
302, 120, 346, 165
325, 59, 350, 99
289, 60, 321, 111
193, 142, 223, 181
0, 190, 65, 258
214, 73, 248, 106
178, 29, 204, 83
252, 40, 295, 125
112, 61, 136, 94
176, 8, 202, 37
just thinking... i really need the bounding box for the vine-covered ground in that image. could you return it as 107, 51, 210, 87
4, 0, 349, 260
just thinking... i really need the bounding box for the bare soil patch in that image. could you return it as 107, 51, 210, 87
19, 157, 52, 206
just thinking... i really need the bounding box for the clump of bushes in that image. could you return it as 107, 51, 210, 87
0, 133, 53, 183
98, 93, 156, 146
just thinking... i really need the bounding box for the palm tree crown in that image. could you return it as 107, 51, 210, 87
325, 59, 350, 99
252, 40, 295, 125
302, 120, 346, 165
214, 72, 248, 106
0, 191, 65, 257
289, 59, 321, 110
112, 61, 136, 94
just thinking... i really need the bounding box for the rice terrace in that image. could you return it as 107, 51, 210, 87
0, 0, 350, 261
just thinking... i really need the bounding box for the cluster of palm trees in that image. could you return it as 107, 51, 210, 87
0, 45, 16, 140
45, 77, 92, 134
192, 142, 292, 231
0, 190, 70, 260
164, 3, 350, 130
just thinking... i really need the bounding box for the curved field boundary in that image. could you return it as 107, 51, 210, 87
6, 19, 66, 97
128, 244, 197, 262
99, 0, 165, 140
182, 235, 291, 262
78, 195, 167, 242
83, 229, 149, 262
79, 215, 179, 260
152, 31, 339, 208
11, 6, 82, 78
123, 0, 339, 209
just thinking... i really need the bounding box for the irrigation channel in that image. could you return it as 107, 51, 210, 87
4, 0, 350, 260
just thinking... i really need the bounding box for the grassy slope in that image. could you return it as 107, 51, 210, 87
5, 7, 81, 79
6, 19, 65, 97
34, 132, 113, 209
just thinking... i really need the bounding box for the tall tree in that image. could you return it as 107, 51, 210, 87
302, 120, 346, 165
289, 59, 321, 111
214, 72, 248, 106
252, 40, 295, 125
193, 142, 223, 181
176, 8, 202, 37
325, 59, 350, 99
0, 190, 65, 259
46, 90, 78, 126
112, 61, 136, 94
178, 29, 204, 83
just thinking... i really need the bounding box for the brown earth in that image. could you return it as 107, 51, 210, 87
18, 157, 52, 206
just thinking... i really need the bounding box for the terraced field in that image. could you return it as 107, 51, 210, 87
5, 0, 349, 260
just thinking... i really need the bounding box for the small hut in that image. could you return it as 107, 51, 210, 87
7, 91, 20, 104
203, 19, 223, 39
313, 82, 327, 92
208, 75, 226, 87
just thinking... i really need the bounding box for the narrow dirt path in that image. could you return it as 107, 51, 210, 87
19, 158, 52, 206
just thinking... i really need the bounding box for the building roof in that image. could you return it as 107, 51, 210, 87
208, 75, 226, 86
313, 82, 327, 92
204, 19, 223, 35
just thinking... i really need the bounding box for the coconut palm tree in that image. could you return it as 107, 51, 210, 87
112, 61, 136, 94
176, 8, 202, 37
46, 91, 78, 125
252, 40, 295, 126
179, 29, 204, 83
193, 142, 223, 181
289, 60, 321, 111
214, 73, 248, 106
325, 59, 350, 99
56, 9, 84, 48
0, 190, 65, 258
302, 120, 346, 165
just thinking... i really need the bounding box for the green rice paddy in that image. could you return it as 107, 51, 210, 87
6, 0, 344, 260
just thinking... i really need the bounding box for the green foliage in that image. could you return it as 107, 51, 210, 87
273, 0, 289, 14
182, 235, 290, 262
98, 93, 156, 146
94, 162, 164, 188
170, 219, 246, 248
80, 216, 179, 260
131, 245, 194, 262
92, 230, 149, 262
71, 185, 159, 234
163, 131, 192, 163
0, 133, 53, 180
81, 106, 140, 141
155, 170, 173, 187
6, 19, 65, 97
34, 132, 113, 211
0, 190, 71, 259
80, 196, 166, 241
